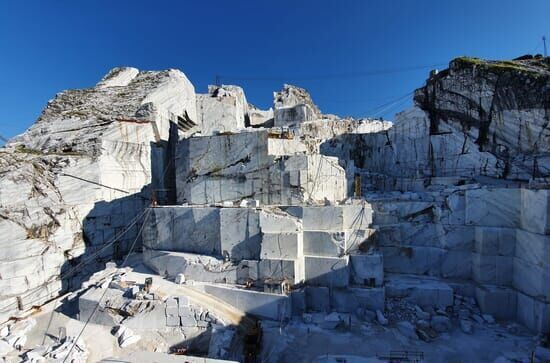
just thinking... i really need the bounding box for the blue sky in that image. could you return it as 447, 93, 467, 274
0, 0, 548, 140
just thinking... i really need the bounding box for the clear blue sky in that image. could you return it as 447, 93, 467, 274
0, 0, 548, 140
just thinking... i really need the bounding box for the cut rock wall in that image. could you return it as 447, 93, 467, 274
175, 130, 347, 205
368, 187, 550, 332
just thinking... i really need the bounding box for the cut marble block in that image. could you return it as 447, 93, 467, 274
370, 224, 402, 247
219, 208, 261, 260
440, 225, 475, 251
342, 203, 373, 230
290, 289, 306, 316
196, 85, 248, 136
259, 210, 301, 233
176, 131, 271, 204
381, 246, 444, 276
465, 188, 521, 227
373, 222, 471, 251
267, 138, 307, 156
78, 287, 124, 326
398, 222, 445, 247
305, 286, 330, 312
202, 284, 291, 321
258, 259, 296, 282
475, 227, 516, 256
302, 206, 344, 231
303, 155, 347, 204
302, 231, 346, 257
236, 260, 259, 284
303, 255, 350, 288
144, 206, 263, 262
516, 292, 550, 333
349, 287, 385, 311
345, 229, 375, 253
516, 229, 550, 268
385, 274, 453, 308
475, 285, 517, 320
274, 104, 318, 127
143, 207, 221, 256
521, 189, 550, 234
440, 250, 472, 279
331, 287, 385, 312
260, 233, 300, 260
349, 252, 384, 286
513, 258, 550, 298
472, 253, 513, 286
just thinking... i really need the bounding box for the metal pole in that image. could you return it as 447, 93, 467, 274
543, 36, 547, 57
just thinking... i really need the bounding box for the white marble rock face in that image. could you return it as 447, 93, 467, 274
2, 56, 550, 337
196, 85, 248, 135
0, 67, 197, 322
175, 130, 347, 205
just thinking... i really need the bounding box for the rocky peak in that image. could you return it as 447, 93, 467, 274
9, 67, 196, 156
273, 84, 321, 115
96, 67, 139, 88
272, 84, 322, 127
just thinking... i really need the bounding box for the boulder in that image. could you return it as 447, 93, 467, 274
430, 315, 451, 333
397, 321, 418, 339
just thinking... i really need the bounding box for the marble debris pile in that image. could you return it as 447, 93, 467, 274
0, 55, 549, 362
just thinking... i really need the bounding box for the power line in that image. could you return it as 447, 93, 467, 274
60, 173, 130, 195
362, 90, 415, 118
219, 62, 447, 82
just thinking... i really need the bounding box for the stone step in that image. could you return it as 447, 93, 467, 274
385, 273, 454, 309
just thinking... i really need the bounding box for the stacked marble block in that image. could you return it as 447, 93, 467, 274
296, 204, 385, 313
466, 188, 550, 333
368, 188, 549, 332
142, 203, 386, 314
368, 197, 468, 308
472, 226, 516, 320
196, 85, 248, 136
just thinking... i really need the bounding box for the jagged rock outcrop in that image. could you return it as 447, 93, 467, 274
0, 67, 196, 322
321, 56, 550, 189
415, 56, 550, 179
273, 84, 322, 127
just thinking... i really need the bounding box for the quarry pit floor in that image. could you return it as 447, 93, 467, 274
8, 257, 540, 362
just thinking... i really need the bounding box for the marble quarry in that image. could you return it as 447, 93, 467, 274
0, 55, 550, 362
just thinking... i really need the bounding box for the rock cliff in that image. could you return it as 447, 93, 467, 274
0, 67, 196, 321
321, 56, 550, 189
